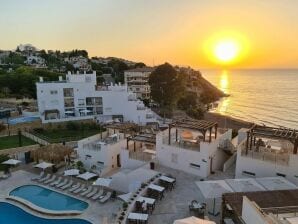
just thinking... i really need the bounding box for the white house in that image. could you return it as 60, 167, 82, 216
124, 67, 154, 99
25, 55, 46, 68
36, 71, 158, 125
155, 119, 234, 178
235, 126, 298, 185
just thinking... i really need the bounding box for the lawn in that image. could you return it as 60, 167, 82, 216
34, 129, 101, 142
0, 135, 37, 150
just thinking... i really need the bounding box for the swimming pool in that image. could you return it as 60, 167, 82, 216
9, 185, 88, 212
8, 116, 40, 125
0, 202, 91, 224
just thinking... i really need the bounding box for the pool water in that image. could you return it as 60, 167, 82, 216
0, 202, 91, 224
8, 116, 40, 125
9, 185, 88, 211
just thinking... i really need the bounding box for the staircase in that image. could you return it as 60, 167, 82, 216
218, 139, 236, 155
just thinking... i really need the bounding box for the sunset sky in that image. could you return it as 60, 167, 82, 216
1, 0, 298, 69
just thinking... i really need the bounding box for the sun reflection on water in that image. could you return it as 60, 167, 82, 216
218, 70, 230, 114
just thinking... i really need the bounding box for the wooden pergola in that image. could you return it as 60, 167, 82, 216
127, 133, 156, 151
168, 118, 218, 144
105, 122, 139, 137
245, 124, 298, 154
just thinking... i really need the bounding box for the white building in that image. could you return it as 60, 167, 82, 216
25, 55, 46, 68
64, 56, 91, 71
124, 67, 154, 99
155, 119, 234, 178
235, 126, 298, 185
36, 71, 158, 125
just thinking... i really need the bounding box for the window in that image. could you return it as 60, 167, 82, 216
86, 97, 102, 106
50, 90, 58, 95
64, 98, 74, 107
171, 153, 178, 164
78, 99, 85, 106
190, 163, 200, 169
95, 107, 103, 115
276, 172, 286, 177
242, 171, 255, 177
63, 88, 74, 97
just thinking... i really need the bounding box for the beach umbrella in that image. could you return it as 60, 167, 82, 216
34, 162, 54, 170
2, 159, 21, 166
93, 178, 112, 187
64, 169, 80, 176
173, 216, 216, 224
77, 172, 97, 181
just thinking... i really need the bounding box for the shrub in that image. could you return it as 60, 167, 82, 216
66, 121, 80, 131
122, 202, 128, 209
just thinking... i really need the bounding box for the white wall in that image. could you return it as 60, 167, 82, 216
242, 197, 269, 224
235, 143, 298, 185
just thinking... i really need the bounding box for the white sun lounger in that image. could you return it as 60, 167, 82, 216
99, 191, 112, 203
73, 184, 86, 194
31, 172, 45, 181
44, 175, 56, 184
56, 179, 68, 188
92, 189, 104, 200
38, 174, 51, 183
86, 188, 98, 198
69, 183, 81, 192
50, 177, 62, 187
80, 187, 93, 196
61, 180, 73, 190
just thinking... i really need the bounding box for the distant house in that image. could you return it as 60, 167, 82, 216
25, 55, 46, 68
124, 67, 154, 99
65, 56, 91, 71
17, 44, 37, 53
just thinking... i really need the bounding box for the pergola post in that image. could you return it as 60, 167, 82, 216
209, 127, 212, 143
246, 131, 249, 155
134, 141, 136, 152
249, 130, 253, 150
203, 131, 206, 142
168, 124, 171, 145
126, 138, 129, 149
294, 139, 298, 155
215, 124, 218, 139
175, 128, 178, 142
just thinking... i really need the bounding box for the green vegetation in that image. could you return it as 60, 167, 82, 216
33, 122, 104, 142
0, 135, 36, 150
0, 66, 63, 98
149, 63, 185, 113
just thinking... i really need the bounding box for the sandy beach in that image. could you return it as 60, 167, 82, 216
204, 112, 253, 130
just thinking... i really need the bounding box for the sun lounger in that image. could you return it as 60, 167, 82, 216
38, 174, 51, 183
73, 184, 86, 194
31, 172, 45, 181
56, 179, 68, 188
61, 180, 73, 190
92, 189, 104, 200
86, 188, 98, 198
50, 177, 62, 187
80, 186, 93, 196
69, 183, 81, 193
44, 175, 56, 184
99, 191, 112, 203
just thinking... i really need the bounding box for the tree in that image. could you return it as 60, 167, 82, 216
149, 63, 185, 110
134, 62, 146, 68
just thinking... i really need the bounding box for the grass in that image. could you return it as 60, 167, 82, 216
34, 129, 101, 142
0, 135, 37, 150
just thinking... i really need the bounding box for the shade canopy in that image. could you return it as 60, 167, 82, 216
256, 177, 298, 191
196, 180, 233, 199
117, 192, 132, 202
77, 172, 98, 180
2, 159, 21, 165
93, 178, 112, 187
225, 178, 266, 192
34, 162, 54, 170
173, 216, 216, 224
64, 169, 80, 176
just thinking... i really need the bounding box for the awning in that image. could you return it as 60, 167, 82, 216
77, 172, 98, 180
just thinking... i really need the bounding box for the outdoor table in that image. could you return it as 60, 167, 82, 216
137, 196, 156, 214
159, 175, 176, 190
148, 184, 165, 200
128, 212, 148, 223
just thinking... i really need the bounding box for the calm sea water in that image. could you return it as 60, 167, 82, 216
202, 69, 298, 129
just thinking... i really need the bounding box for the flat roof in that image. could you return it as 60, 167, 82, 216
128, 133, 156, 144
125, 67, 154, 73
223, 189, 298, 216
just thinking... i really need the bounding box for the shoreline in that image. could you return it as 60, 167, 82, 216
204, 112, 253, 130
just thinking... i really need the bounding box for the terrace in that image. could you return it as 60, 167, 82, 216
161, 118, 222, 151
240, 125, 298, 165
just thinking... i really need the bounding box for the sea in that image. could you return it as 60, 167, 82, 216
202, 69, 298, 129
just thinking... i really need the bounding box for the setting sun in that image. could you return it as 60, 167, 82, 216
214, 40, 239, 63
